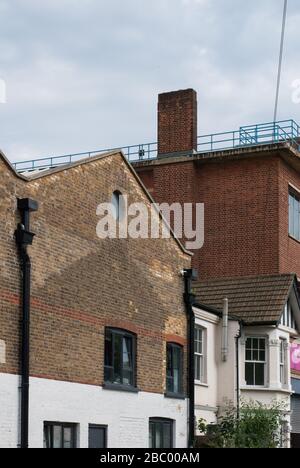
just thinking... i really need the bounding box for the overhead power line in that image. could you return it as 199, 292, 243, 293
273, 0, 288, 123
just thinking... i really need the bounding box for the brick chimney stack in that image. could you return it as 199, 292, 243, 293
158, 89, 198, 158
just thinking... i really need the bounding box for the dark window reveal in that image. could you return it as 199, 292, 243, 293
43, 423, 77, 449
149, 418, 174, 449
166, 343, 183, 395
88, 425, 107, 449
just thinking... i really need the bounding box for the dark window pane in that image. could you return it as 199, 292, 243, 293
44, 424, 76, 449
255, 363, 265, 386
246, 338, 252, 352
294, 198, 299, 240
113, 334, 122, 384
44, 426, 51, 449
173, 347, 181, 393
105, 330, 113, 368
89, 426, 107, 448
123, 336, 133, 385
63, 427, 72, 449
289, 192, 300, 240
53, 426, 62, 448
149, 423, 154, 449
167, 345, 173, 392
166, 344, 182, 394
195, 355, 200, 380
156, 423, 163, 448
104, 366, 113, 383
149, 420, 173, 449
245, 363, 254, 386
289, 195, 294, 235
104, 329, 135, 387
166, 375, 173, 393
123, 369, 133, 386
259, 339, 266, 351
259, 350, 265, 361
163, 422, 172, 448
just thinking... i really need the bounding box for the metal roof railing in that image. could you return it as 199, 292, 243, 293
197, 120, 300, 153
13, 119, 300, 173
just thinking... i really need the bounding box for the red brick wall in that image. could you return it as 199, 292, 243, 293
195, 155, 280, 279
278, 158, 300, 276
0, 154, 190, 394
135, 151, 300, 280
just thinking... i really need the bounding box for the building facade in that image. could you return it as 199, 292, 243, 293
193, 274, 300, 447
133, 89, 300, 281
0, 150, 191, 448
131, 88, 300, 446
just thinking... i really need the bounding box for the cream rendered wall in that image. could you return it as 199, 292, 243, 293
194, 308, 240, 428
194, 310, 219, 425
217, 320, 240, 410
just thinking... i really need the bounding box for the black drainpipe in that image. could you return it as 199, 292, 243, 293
183, 268, 198, 448
235, 321, 243, 420
15, 198, 38, 449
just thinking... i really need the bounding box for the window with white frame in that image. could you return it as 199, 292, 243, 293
245, 337, 267, 387
195, 327, 206, 383
280, 339, 287, 386
289, 191, 300, 241
280, 301, 296, 330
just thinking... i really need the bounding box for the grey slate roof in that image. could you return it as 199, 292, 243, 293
193, 274, 298, 324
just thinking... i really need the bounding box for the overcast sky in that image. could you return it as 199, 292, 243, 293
0, 0, 299, 163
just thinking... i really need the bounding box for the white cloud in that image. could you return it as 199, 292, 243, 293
0, 0, 299, 162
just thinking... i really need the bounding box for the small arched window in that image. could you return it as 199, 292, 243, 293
111, 190, 124, 221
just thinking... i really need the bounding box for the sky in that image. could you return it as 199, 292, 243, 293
0, 0, 299, 163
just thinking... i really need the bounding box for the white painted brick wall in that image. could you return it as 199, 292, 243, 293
0, 374, 20, 448
0, 373, 187, 448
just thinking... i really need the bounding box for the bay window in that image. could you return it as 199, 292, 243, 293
245, 337, 266, 387
280, 339, 287, 386
166, 343, 183, 396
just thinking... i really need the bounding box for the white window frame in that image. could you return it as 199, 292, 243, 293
289, 191, 300, 241
280, 301, 296, 330
195, 326, 206, 384
245, 337, 267, 387
279, 339, 288, 387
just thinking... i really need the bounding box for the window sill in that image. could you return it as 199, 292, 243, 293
164, 392, 186, 400
103, 383, 139, 394
195, 381, 209, 388
241, 386, 292, 394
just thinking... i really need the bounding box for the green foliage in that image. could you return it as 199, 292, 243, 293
197, 400, 288, 448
